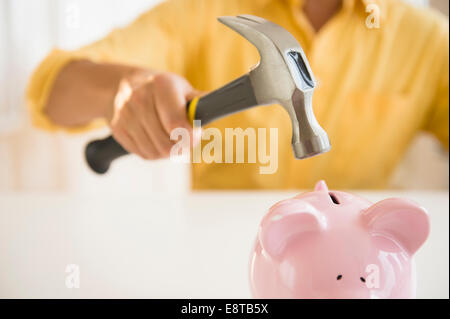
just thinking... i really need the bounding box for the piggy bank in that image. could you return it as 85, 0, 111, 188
249, 181, 430, 299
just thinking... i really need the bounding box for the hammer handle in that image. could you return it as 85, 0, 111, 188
85, 74, 257, 174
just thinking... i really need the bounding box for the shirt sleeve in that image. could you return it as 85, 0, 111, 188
423, 27, 449, 150
26, 0, 195, 132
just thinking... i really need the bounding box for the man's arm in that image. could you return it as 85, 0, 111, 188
44, 59, 197, 159
45, 60, 138, 127
27, 0, 203, 158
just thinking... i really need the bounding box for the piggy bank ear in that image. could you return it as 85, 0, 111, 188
362, 198, 430, 255
259, 200, 327, 259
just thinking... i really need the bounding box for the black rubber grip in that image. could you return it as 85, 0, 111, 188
85, 135, 128, 174
85, 74, 257, 174
84, 101, 191, 175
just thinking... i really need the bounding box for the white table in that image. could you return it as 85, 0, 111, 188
0, 191, 448, 298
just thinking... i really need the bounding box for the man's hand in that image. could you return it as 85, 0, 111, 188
107, 72, 198, 159
45, 60, 199, 160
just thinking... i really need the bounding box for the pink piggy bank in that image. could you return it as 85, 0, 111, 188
249, 181, 430, 299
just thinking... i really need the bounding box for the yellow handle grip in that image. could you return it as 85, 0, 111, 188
187, 97, 200, 125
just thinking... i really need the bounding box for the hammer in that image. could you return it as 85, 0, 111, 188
85, 15, 330, 174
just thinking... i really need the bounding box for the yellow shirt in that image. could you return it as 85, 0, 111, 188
27, 0, 449, 190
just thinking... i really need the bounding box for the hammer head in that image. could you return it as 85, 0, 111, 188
218, 15, 330, 159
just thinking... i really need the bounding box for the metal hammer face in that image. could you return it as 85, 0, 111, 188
219, 15, 331, 159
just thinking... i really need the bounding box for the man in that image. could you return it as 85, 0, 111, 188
27, 0, 449, 189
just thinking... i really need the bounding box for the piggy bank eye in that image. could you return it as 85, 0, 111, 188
336, 274, 343, 280
360, 277, 366, 283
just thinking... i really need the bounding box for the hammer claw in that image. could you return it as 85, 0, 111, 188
218, 15, 331, 159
